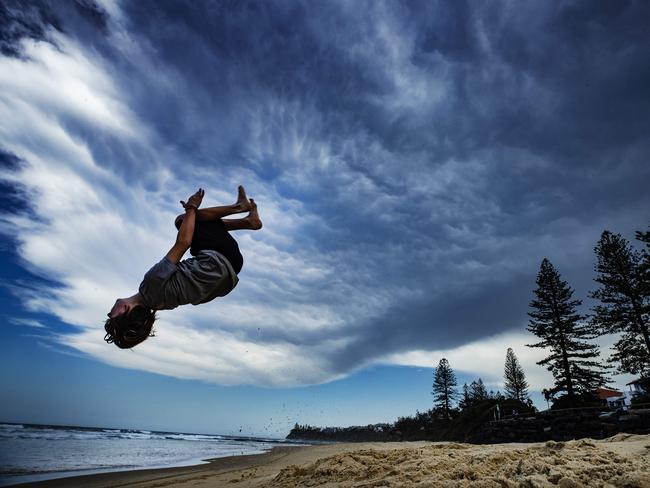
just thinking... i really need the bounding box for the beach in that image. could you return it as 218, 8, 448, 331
20, 433, 650, 488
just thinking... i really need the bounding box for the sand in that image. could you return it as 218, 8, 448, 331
23, 434, 650, 488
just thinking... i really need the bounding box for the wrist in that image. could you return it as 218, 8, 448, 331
185, 206, 198, 212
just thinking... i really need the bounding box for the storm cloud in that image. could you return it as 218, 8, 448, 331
1, 0, 649, 388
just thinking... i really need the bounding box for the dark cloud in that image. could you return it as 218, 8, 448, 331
0, 0, 109, 57
0, 0, 61, 57
71, 0, 108, 30
0, 150, 23, 215
0, 148, 21, 170
0, 150, 43, 225
104, 0, 650, 339
3, 0, 649, 382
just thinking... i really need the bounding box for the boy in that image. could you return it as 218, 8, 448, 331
104, 186, 261, 348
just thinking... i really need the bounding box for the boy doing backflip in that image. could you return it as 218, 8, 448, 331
104, 186, 262, 349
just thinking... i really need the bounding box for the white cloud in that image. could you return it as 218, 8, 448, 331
0, 34, 142, 141
381, 329, 552, 391
0, 28, 406, 387
62, 318, 351, 387
382, 328, 636, 396
8, 318, 47, 329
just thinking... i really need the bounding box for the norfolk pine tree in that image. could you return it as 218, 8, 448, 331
458, 379, 489, 407
637, 226, 650, 270
591, 230, 650, 376
638, 226, 650, 300
458, 383, 471, 410
432, 358, 458, 418
469, 378, 488, 402
527, 259, 609, 400
504, 348, 529, 402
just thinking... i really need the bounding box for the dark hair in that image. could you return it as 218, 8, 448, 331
104, 306, 156, 349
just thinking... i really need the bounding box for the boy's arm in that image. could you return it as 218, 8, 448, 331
166, 188, 204, 264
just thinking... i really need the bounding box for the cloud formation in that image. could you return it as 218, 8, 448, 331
1, 0, 649, 389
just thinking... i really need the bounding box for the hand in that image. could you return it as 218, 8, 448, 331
180, 188, 204, 210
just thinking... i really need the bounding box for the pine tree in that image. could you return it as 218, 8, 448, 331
458, 383, 471, 410
527, 258, 609, 399
432, 358, 458, 418
637, 226, 650, 259
492, 390, 505, 401
636, 226, 650, 315
469, 378, 488, 402
504, 348, 529, 402
591, 230, 650, 376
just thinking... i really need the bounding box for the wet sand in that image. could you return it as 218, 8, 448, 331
21, 434, 650, 488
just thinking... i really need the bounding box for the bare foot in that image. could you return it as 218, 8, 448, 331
247, 198, 262, 230
235, 185, 252, 213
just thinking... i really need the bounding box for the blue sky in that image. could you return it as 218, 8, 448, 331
1, 0, 649, 437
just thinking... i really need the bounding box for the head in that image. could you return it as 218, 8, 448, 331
104, 304, 156, 349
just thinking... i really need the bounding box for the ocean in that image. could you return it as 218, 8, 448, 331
0, 422, 307, 486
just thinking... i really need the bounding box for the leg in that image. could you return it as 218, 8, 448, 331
198, 185, 251, 219
223, 217, 259, 231
175, 186, 251, 228
196, 204, 243, 220
223, 198, 262, 231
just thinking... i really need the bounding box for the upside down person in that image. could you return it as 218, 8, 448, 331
104, 186, 262, 349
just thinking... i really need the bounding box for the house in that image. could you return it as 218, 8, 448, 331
595, 387, 627, 408
626, 378, 649, 397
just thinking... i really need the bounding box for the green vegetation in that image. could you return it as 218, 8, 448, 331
504, 348, 529, 402
527, 258, 610, 400
591, 230, 650, 376
431, 358, 457, 418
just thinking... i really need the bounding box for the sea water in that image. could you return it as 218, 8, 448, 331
0, 422, 306, 486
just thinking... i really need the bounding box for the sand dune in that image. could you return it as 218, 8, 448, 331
26, 434, 650, 488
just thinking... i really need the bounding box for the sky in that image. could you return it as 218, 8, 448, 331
1, 0, 649, 437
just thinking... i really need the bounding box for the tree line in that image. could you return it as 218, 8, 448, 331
432, 226, 650, 416
432, 348, 531, 418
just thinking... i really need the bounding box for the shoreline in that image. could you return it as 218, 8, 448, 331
7, 446, 304, 487
13, 434, 650, 487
